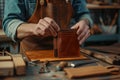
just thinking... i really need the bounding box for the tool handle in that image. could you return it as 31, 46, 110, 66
56, 61, 68, 71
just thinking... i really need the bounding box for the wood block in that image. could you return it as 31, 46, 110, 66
12, 54, 26, 75
0, 61, 14, 76
0, 56, 12, 61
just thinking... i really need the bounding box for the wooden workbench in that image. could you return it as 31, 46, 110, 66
0, 50, 120, 80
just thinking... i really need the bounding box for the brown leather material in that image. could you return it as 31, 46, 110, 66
20, 0, 73, 53
25, 50, 87, 62
64, 66, 119, 79
28, 0, 73, 28
54, 29, 80, 58
20, 36, 53, 53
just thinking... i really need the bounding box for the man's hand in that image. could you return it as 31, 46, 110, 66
33, 17, 60, 37
71, 19, 91, 45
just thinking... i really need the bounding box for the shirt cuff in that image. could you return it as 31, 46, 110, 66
79, 14, 93, 28
6, 19, 24, 42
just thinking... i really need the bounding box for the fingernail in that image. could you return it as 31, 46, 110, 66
71, 26, 74, 29
79, 41, 82, 45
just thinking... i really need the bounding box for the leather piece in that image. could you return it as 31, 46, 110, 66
20, 36, 53, 53
64, 66, 119, 79
54, 29, 80, 58
25, 50, 87, 62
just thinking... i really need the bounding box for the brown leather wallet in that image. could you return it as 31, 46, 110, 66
54, 29, 80, 58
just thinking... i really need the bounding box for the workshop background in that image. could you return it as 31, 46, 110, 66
0, 0, 120, 80
0, 0, 120, 54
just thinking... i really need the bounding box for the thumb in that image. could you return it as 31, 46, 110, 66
71, 24, 79, 29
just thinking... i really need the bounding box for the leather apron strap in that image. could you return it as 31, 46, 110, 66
20, 0, 73, 53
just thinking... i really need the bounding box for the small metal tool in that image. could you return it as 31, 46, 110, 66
56, 60, 97, 71
39, 60, 50, 73
69, 60, 97, 68
56, 61, 68, 71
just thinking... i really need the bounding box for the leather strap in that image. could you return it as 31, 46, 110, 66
20, 0, 73, 53
28, 0, 73, 28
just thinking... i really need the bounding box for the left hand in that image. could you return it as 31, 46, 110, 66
71, 19, 91, 45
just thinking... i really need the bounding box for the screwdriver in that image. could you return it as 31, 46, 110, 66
56, 61, 68, 71
70, 60, 97, 68
56, 60, 96, 71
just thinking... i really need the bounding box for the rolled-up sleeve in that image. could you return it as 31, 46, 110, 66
3, 0, 26, 42
71, 0, 93, 27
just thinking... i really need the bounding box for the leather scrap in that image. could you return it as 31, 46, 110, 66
64, 66, 120, 79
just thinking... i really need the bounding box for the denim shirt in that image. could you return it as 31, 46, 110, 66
3, 0, 93, 42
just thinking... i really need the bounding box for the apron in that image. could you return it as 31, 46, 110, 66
20, 0, 73, 53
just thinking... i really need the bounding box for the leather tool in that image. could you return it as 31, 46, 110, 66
56, 61, 68, 71
70, 60, 97, 68
39, 60, 50, 73
56, 60, 96, 71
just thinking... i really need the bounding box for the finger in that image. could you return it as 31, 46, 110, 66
41, 18, 57, 37
76, 24, 89, 35
48, 24, 57, 37
77, 27, 89, 40
79, 30, 90, 45
38, 19, 51, 36
71, 23, 79, 29
51, 21, 60, 31
37, 23, 47, 36
38, 19, 47, 31
44, 17, 60, 31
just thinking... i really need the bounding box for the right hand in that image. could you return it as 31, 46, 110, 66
33, 17, 60, 37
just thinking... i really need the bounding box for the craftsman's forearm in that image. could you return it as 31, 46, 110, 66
79, 14, 93, 28
17, 23, 36, 40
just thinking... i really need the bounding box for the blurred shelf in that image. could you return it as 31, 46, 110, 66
84, 4, 120, 46
86, 34, 119, 42
87, 4, 120, 9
